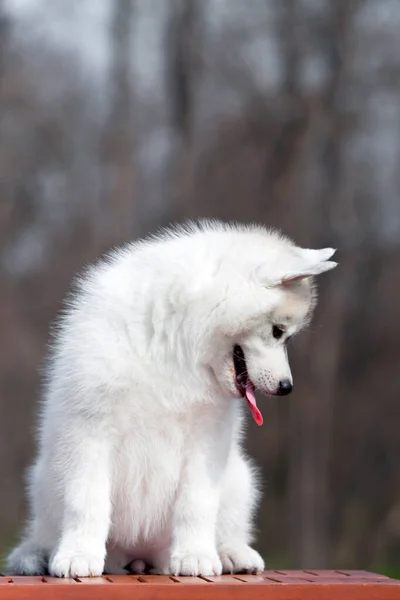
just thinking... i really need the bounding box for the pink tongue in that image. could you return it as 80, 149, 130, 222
245, 380, 263, 426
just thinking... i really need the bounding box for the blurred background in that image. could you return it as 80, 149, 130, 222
1, 0, 400, 576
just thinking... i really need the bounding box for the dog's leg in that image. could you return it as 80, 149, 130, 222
48, 417, 112, 578
152, 420, 225, 577
7, 459, 62, 575
6, 531, 48, 575
167, 462, 222, 577
216, 450, 265, 574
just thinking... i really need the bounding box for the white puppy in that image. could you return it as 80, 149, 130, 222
7, 221, 337, 577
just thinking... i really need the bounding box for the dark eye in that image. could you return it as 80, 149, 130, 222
272, 325, 284, 339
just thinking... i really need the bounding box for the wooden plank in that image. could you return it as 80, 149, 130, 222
273, 570, 328, 579
200, 575, 245, 584
303, 570, 346, 577
265, 576, 314, 583
302, 570, 391, 580
41, 578, 80, 585
171, 576, 210, 584
0, 571, 399, 600
104, 575, 142, 584
336, 570, 393, 579
6, 577, 47, 585
137, 575, 178, 585
75, 577, 112, 584
234, 575, 268, 583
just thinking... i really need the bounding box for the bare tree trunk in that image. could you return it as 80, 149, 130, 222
171, 0, 203, 220
0, 1, 7, 76
131, 0, 191, 236
288, 0, 356, 568
98, 0, 134, 246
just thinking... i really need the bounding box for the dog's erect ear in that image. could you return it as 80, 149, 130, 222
273, 247, 337, 286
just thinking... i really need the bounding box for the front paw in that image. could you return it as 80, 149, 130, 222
49, 549, 104, 578
219, 543, 264, 574
169, 549, 222, 577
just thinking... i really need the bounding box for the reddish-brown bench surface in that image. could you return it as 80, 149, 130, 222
1, 570, 399, 599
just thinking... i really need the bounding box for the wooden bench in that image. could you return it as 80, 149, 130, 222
1, 570, 399, 599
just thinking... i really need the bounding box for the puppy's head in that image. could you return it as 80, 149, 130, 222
204, 237, 337, 425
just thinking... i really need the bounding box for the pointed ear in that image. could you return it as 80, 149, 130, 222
298, 247, 336, 263
273, 248, 337, 287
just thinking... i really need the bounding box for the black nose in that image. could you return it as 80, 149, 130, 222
277, 380, 293, 395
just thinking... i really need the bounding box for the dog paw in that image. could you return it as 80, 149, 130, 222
219, 543, 264, 574
7, 544, 46, 575
49, 550, 104, 578
169, 549, 222, 577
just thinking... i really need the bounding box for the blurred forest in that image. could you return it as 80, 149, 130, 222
1, 0, 400, 574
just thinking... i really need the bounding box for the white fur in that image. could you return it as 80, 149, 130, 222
7, 221, 336, 577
